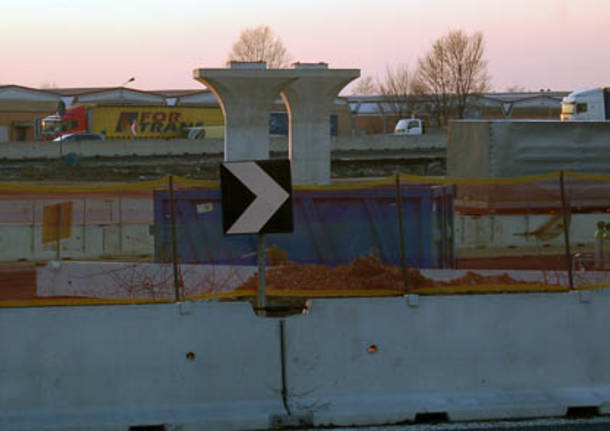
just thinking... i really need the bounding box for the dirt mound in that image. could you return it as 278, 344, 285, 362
236, 256, 534, 294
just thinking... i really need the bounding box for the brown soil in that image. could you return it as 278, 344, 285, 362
236, 256, 535, 293
0, 264, 37, 300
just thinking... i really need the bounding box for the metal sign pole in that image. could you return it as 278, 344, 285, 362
257, 233, 266, 313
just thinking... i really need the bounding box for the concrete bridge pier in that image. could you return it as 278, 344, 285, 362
193, 62, 297, 161
281, 63, 359, 184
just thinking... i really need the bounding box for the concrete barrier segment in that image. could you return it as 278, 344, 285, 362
0, 301, 285, 430
3, 289, 610, 428
281, 291, 610, 426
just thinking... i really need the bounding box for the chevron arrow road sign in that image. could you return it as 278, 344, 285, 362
220, 160, 293, 235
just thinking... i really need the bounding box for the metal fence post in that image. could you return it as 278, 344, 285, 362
395, 173, 409, 292
168, 176, 181, 301
559, 171, 574, 290
55, 203, 62, 261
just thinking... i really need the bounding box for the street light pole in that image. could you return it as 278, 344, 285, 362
121, 77, 135, 86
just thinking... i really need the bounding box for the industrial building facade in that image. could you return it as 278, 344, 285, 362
0, 84, 567, 142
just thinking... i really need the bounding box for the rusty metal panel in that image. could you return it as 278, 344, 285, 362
42, 201, 73, 243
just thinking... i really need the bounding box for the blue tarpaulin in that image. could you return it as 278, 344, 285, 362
154, 184, 454, 268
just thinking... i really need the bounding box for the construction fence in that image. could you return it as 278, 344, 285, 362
0, 171, 609, 308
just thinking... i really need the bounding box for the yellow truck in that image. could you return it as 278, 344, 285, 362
40, 104, 224, 140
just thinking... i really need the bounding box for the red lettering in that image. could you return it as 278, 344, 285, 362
141, 112, 151, 122
169, 112, 181, 122
152, 112, 166, 122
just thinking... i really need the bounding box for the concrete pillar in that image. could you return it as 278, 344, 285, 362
281, 63, 359, 184
193, 62, 297, 161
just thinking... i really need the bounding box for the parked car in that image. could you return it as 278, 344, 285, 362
53, 132, 105, 142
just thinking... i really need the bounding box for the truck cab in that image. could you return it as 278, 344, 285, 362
40, 105, 88, 140
561, 87, 610, 121
394, 118, 424, 135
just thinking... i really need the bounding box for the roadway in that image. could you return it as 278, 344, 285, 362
327, 417, 610, 431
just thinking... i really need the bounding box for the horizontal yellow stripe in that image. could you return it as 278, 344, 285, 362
171, 176, 219, 188
0, 297, 173, 308
185, 289, 257, 300
564, 171, 610, 182
575, 283, 610, 291
295, 177, 395, 191
267, 288, 404, 297
410, 284, 569, 295
398, 172, 562, 186
2, 282, 609, 308
0, 170, 607, 195
0, 178, 168, 193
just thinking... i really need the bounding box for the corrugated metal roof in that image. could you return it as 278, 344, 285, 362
0, 85, 61, 101
1, 85, 572, 111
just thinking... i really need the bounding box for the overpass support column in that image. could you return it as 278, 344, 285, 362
194, 63, 297, 161
281, 64, 359, 184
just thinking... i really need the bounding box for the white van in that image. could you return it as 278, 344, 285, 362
394, 118, 423, 135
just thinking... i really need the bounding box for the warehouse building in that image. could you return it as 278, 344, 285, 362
348, 90, 568, 135
0, 85, 567, 141
0, 86, 62, 141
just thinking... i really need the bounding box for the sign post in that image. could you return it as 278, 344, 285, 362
220, 160, 293, 314
257, 233, 266, 310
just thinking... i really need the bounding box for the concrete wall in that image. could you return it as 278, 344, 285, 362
0, 132, 447, 161
36, 262, 257, 299
455, 213, 605, 253
332, 129, 446, 152
0, 139, 226, 160
1, 290, 609, 429
0, 198, 154, 262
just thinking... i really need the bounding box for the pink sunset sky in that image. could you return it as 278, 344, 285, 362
2, 0, 609, 92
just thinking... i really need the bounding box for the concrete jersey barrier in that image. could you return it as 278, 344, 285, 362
1, 290, 609, 429
0, 301, 285, 430
282, 290, 610, 426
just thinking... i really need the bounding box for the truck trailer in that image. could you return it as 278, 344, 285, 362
447, 119, 610, 178
39, 104, 224, 140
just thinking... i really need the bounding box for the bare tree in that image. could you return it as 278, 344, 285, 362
506, 85, 527, 93
352, 67, 421, 133
351, 75, 378, 95
417, 30, 490, 125
39, 81, 58, 89
226, 25, 291, 68
378, 64, 419, 119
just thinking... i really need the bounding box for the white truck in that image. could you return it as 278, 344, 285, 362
393, 118, 424, 135
561, 87, 610, 121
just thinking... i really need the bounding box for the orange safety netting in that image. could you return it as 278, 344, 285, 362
0, 172, 608, 308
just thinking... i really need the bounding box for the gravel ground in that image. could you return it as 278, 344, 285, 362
0, 154, 445, 182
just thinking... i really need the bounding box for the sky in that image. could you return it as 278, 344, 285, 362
1, 0, 609, 93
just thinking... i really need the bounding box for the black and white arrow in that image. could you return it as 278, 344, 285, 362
221, 161, 292, 235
